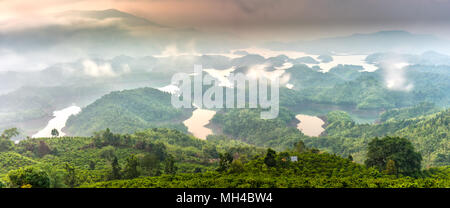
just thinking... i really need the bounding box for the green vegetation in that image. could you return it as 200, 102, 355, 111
82, 148, 449, 188
379, 102, 440, 122
65, 88, 193, 136
0, 62, 448, 188
0, 125, 447, 188
300, 74, 401, 109
211, 108, 307, 150
0, 128, 18, 152
8, 166, 51, 188
0, 152, 38, 175
304, 109, 449, 167
0, 32, 449, 189
365, 136, 422, 176
0, 128, 264, 188
284, 64, 450, 110
211, 106, 448, 168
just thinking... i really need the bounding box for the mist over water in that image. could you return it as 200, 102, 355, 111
32, 105, 81, 138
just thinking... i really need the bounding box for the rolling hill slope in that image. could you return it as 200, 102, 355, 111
64, 88, 193, 136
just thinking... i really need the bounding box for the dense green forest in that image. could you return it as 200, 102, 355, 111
60, 61, 450, 137
210, 105, 449, 167
0, 126, 448, 188
64, 88, 193, 136
60, 86, 449, 168
0, 128, 267, 187
83, 153, 450, 188
211, 108, 306, 150
309, 109, 449, 167
1, 62, 448, 188
379, 102, 440, 122
284, 64, 450, 109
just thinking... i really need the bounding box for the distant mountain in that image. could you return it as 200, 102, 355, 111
317, 109, 450, 166
57, 9, 167, 28
64, 87, 193, 136
0, 9, 169, 57
266, 30, 449, 54
0, 9, 241, 72
366, 50, 450, 65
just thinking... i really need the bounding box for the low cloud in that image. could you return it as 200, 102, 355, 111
156, 41, 200, 58
82, 60, 116, 77
246, 63, 291, 85
381, 60, 413, 91
82, 59, 130, 77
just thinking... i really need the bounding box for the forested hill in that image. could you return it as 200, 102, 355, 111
306, 109, 449, 167
64, 88, 193, 136
379, 102, 440, 122
285, 64, 450, 109
211, 107, 449, 167
61, 84, 448, 168
0, 127, 448, 188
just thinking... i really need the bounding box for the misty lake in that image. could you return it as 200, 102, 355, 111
295, 114, 325, 137
183, 108, 216, 140
32, 105, 81, 138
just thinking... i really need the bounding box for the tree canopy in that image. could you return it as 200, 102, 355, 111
365, 136, 422, 176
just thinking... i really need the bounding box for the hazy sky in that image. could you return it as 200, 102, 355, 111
1, 0, 450, 40
1, 0, 450, 72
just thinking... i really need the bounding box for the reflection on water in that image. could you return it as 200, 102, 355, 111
295, 114, 325, 137
183, 108, 216, 140
32, 105, 81, 138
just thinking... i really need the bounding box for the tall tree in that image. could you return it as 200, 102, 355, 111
384, 159, 398, 176
264, 148, 277, 167
123, 154, 139, 179
99, 146, 116, 162
229, 158, 244, 173
217, 152, 233, 172
51, 129, 59, 137
294, 140, 306, 153
0, 128, 19, 152
64, 163, 77, 188
37, 141, 51, 157
164, 155, 177, 175
140, 153, 162, 176
1, 128, 19, 139
365, 136, 422, 176
347, 155, 353, 161
110, 156, 121, 180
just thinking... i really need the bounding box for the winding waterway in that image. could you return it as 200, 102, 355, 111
183, 108, 216, 140
295, 114, 325, 137
32, 105, 81, 138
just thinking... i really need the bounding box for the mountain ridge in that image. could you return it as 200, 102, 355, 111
265, 30, 448, 54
